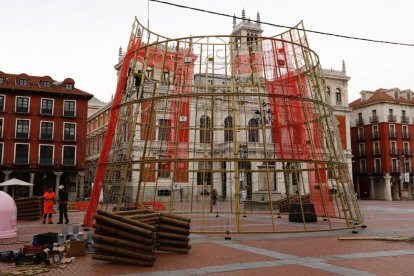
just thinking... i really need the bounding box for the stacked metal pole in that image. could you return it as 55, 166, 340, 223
92, 210, 157, 267
93, 209, 192, 266
119, 210, 192, 254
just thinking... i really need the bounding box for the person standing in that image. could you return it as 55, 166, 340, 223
42, 187, 55, 224
213, 189, 218, 205
57, 185, 69, 224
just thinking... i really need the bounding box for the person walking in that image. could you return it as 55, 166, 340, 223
42, 187, 56, 224
57, 185, 69, 224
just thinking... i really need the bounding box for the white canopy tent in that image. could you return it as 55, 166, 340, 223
0, 178, 33, 197
0, 178, 33, 187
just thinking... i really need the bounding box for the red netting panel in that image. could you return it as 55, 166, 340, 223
84, 33, 144, 226
167, 50, 196, 183
263, 37, 335, 217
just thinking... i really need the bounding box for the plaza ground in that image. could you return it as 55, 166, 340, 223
1, 200, 414, 275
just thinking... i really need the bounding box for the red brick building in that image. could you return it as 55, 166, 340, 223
0, 71, 93, 198
350, 88, 414, 200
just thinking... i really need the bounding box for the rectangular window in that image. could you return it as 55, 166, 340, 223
40, 122, 53, 140
0, 118, 3, 138
358, 127, 364, 140
41, 99, 53, 115
158, 162, 171, 178
403, 142, 410, 156
372, 125, 379, 138
404, 159, 410, 174
389, 124, 396, 138
15, 119, 30, 139
0, 143, 3, 164
375, 158, 381, 173
391, 158, 398, 173
63, 123, 76, 141
63, 100, 76, 117
39, 145, 53, 165
16, 96, 30, 113
403, 125, 409, 138
0, 95, 5, 112
390, 141, 397, 155
373, 141, 380, 155
14, 143, 29, 165
158, 119, 170, 141
62, 146, 76, 166
359, 143, 365, 156
359, 159, 366, 174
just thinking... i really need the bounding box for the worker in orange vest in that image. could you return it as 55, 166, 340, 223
43, 187, 56, 224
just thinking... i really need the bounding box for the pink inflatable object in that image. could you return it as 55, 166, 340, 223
0, 191, 17, 239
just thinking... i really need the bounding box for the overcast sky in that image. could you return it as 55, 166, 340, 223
1, 0, 413, 103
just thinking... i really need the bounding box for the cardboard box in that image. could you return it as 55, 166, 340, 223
51, 246, 66, 262
66, 240, 85, 257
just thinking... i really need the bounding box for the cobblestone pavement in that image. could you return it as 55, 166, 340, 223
1, 200, 413, 275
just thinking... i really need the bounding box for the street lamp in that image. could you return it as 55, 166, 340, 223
254, 101, 271, 125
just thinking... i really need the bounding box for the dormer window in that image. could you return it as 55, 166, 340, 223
18, 79, 28, 86
62, 78, 75, 90
41, 81, 51, 88
64, 83, 73, 90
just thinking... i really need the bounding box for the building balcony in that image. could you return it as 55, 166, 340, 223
370, 116, 379, 123
403, 150, 412, 156
402, 133, 410, 139
372, 150, 381, 157
358, 169, 367, 175
372, 133, 380, 139
390, 149, 400, 156
401, 116, 410, 124
357, 134, 365, 141
373, 168, 383, 175
389, 132, 397, 139
355, 118, 364, 125
388, 115, 397, 122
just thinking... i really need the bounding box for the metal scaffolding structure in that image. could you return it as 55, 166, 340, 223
84, 17, 363, 233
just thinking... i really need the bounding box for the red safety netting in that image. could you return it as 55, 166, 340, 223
262, 37, 335, 217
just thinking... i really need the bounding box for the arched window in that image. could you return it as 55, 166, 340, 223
224, 116, 233, 142
248, 118, 259, 142
335, 88, 342, 104
326, 86, 331, 103
200, 115, 211, 143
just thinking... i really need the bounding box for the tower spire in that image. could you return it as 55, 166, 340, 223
233, 14, 236, 27
242, 8, 246, 21
257, 11, 261, 24
342, 59, 346, 72
118, 46, 123, 62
